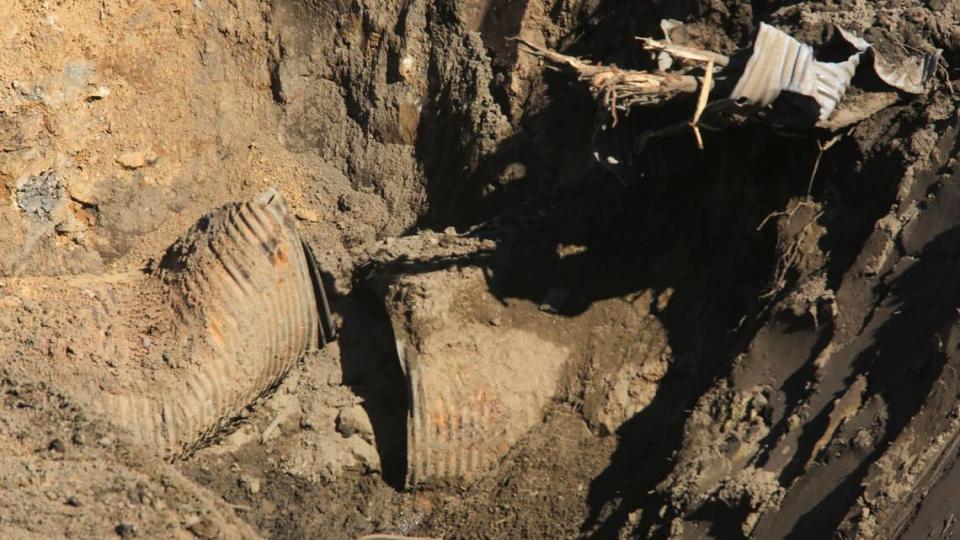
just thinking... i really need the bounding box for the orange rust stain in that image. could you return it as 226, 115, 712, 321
467, 390, 496, 423
430, 410, 448, 433
270, 244, 289, 268
208, 322, 225, 347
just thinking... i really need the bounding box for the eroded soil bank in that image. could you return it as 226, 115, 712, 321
4, 0, 960, 538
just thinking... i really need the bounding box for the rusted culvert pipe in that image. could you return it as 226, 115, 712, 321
376, 266, 569, 487
0, 188, 334, 458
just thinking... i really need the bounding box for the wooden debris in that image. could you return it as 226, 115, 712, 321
516, 38, 703, 125
690, 59, 715, 149
637, 37, 730, 67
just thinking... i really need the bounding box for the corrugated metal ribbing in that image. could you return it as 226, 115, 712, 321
731, 23, 864, 122
1, 189, 329, 459
404, 360, 546, 486
151, 189, 319, 457
386, 291, 568, 488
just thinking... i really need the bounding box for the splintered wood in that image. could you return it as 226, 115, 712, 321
517, 38, 718, 139
517, 39, 703, 126
636, 37, 730, 67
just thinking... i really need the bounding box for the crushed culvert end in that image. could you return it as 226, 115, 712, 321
731, 23, 865, 122
522, 21, 940, 183
379, 267, 569, 488
729, 24, 940, 124
0, 188, 334, 458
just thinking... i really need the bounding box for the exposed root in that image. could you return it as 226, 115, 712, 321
756, 199, 815, 233
757, 199, 823, 300
517, 38, 701, 125
807, 133, 844, 194
518, 38, 724, 140
937, 55, 955, 95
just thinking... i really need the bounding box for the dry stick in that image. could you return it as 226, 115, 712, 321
636, 37, 721, 149
517, 39, 722, 148
690, 58, 714, 150
807, 134, 843, 195
515, 39, 700, 113
636, 37, 731, 67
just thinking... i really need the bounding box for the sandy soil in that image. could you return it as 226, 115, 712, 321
4, 0, 960, 538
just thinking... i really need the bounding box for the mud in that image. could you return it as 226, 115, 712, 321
5, 0, 960, 538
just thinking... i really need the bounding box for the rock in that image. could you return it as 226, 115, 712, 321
336, 405, 374, 442
260, 393, 301, 444
115, 522, 138, 538
398, 54, 416, 82
55, 211, 85, 234
66, 173, 99, 205
86, 85, 110, 101
116, 150, 158, 169
345, 434, 380, 472
16, 170, 66, 221
295, 207, 320, 222
238, 474, 261, 495
185, 517, 219, 540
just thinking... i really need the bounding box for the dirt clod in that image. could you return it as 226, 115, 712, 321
115, 149, 157, 169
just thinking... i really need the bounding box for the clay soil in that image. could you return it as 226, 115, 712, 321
5, 0, 960, 538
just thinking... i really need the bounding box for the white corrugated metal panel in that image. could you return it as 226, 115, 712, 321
731, 23, 865, 121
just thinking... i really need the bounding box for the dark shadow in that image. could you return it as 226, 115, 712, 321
405, 3, 856, 535
780, 222, 960, 537
302, 241, 337, 347
468, 121, 816, 538
753, 321, 835, 471
331, 0, 956, 532
333, 283, 409, 490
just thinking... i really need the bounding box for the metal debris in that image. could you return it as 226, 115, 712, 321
730, 23, 866, 122
729, 24, 940, 125
380, 267, 568, 487
2, 188, 336, 458
521, 22, 940, 182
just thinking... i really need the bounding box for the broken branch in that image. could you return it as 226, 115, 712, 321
516, 38, 701, 115
637, 37, 730, 67
807, 133, 844, 194
690, 58, 715, 149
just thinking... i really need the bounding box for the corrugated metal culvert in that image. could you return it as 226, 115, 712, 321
381, 268, 568, 488
1, 188, 334, 458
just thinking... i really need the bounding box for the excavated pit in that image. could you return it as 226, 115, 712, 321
4, 0, 960, 538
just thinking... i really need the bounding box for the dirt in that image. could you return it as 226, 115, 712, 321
6, 0, 960, 538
